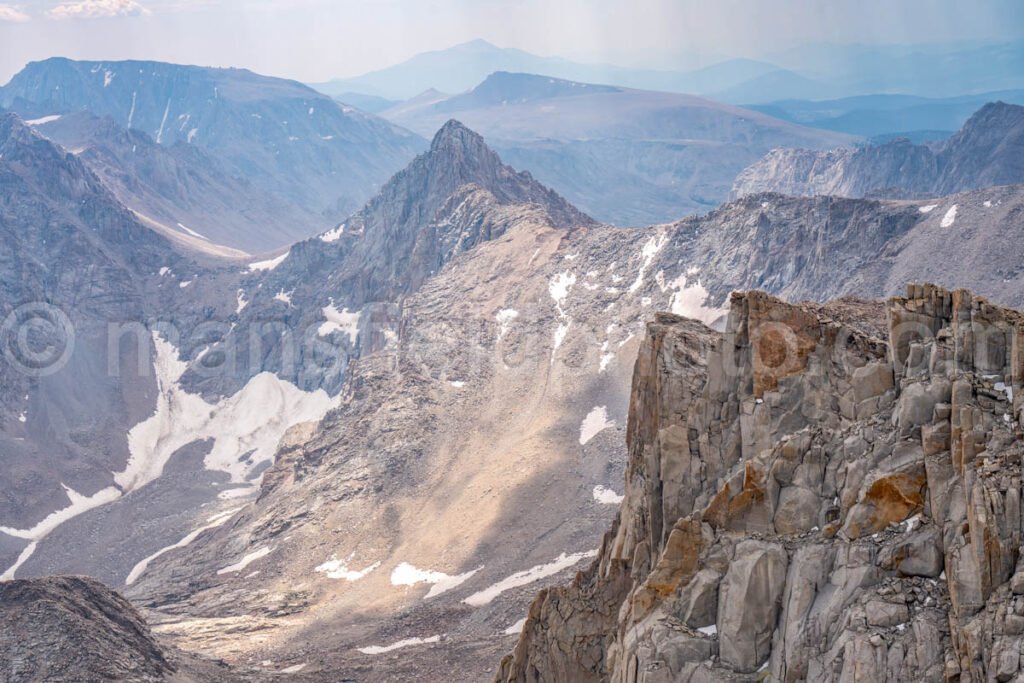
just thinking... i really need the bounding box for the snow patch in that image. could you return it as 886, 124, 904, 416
629, 233, 668, 293
315, 556, 381, 581
357, 635, 441, 655
278, 663, 307, 674
592, 485, 624, 505
391, 562, 481, 599
496, 308, 519, 339
235, 290, 248, 314
552, 322, 570, 353
918, 204, 937, 213
666, 273, 728, 327
127, 91, 137, 128
504, 618, 527, 635
579, 406, 613, 445
103, 70, 114, 87
274, 290, 293, 305
24, 114, 62, 126
995, 382, 1014, 402
217, 546, 272, 575
698, 624, 718, 636
248, 251, 289, 272
549, 271, 576, 314
155, 99, 170, 144
320, 223, 345, 242
176, 223, 208, 240
115, 333, 339, 490
941, 205, 958, 228
319, 303, 361, 344
125, 507, 241, 585
0, 484, 121, 579
463, 551, 598, 606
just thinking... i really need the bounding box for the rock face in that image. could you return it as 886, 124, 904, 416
496, 284, 1024, 682
29, 111, 323, 253
0, 576, 243, 682
731, 102, 1024, 200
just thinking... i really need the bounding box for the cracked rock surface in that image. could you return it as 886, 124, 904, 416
496, 283, 1024, 682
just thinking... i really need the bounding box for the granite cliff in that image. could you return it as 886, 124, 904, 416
497, 284, 1024, 682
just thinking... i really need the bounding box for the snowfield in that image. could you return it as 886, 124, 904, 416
116, 333, 340, 491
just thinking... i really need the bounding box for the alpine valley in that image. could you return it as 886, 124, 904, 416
2, 42, 1024, 683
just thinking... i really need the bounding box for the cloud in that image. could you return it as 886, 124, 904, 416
47, 0, 149, 19
0, 4, 30, 21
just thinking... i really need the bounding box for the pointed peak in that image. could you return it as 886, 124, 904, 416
0, 112, 37, 145
429, 119, 486, 152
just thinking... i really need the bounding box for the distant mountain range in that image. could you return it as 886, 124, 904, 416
312, 39, 813, 104
732, 102, 1024, 200
380, 71, 854, 225
748, 90, 1024, 140
314, 38, 1024, 105
0, 58, 424, 252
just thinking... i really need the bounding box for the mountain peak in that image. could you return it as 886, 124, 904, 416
963, 100, 1024, 127
0, 111, 29, 140
429, 118, 485, 151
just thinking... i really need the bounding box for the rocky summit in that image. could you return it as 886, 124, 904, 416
496, 283, 1024, 682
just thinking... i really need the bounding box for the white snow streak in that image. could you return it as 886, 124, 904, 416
24, 114, 62, 126
127, 91, 137, 128
358, 635, 441, 655
125, 507, 241, 585
0, 485, 121, 580
504, 618, 528, 635
941, 205, 958, 228
462, 551, 598, 606
391, 562, 481, 599
217, 546, 272, 575
155, 99, 170, 144
315, 556, 381, 581
176, 223, 208, 240
629, 233, 667, 293
248, 251, 289, 272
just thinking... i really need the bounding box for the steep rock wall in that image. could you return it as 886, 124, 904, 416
497, 284, 1024, 682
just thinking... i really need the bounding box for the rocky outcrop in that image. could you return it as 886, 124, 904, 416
0, 576, 244, 682
496, 284, 1024, 682
732, 102, 1024, 200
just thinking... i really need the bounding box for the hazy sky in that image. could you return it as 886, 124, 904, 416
1, 0, 1022, 84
